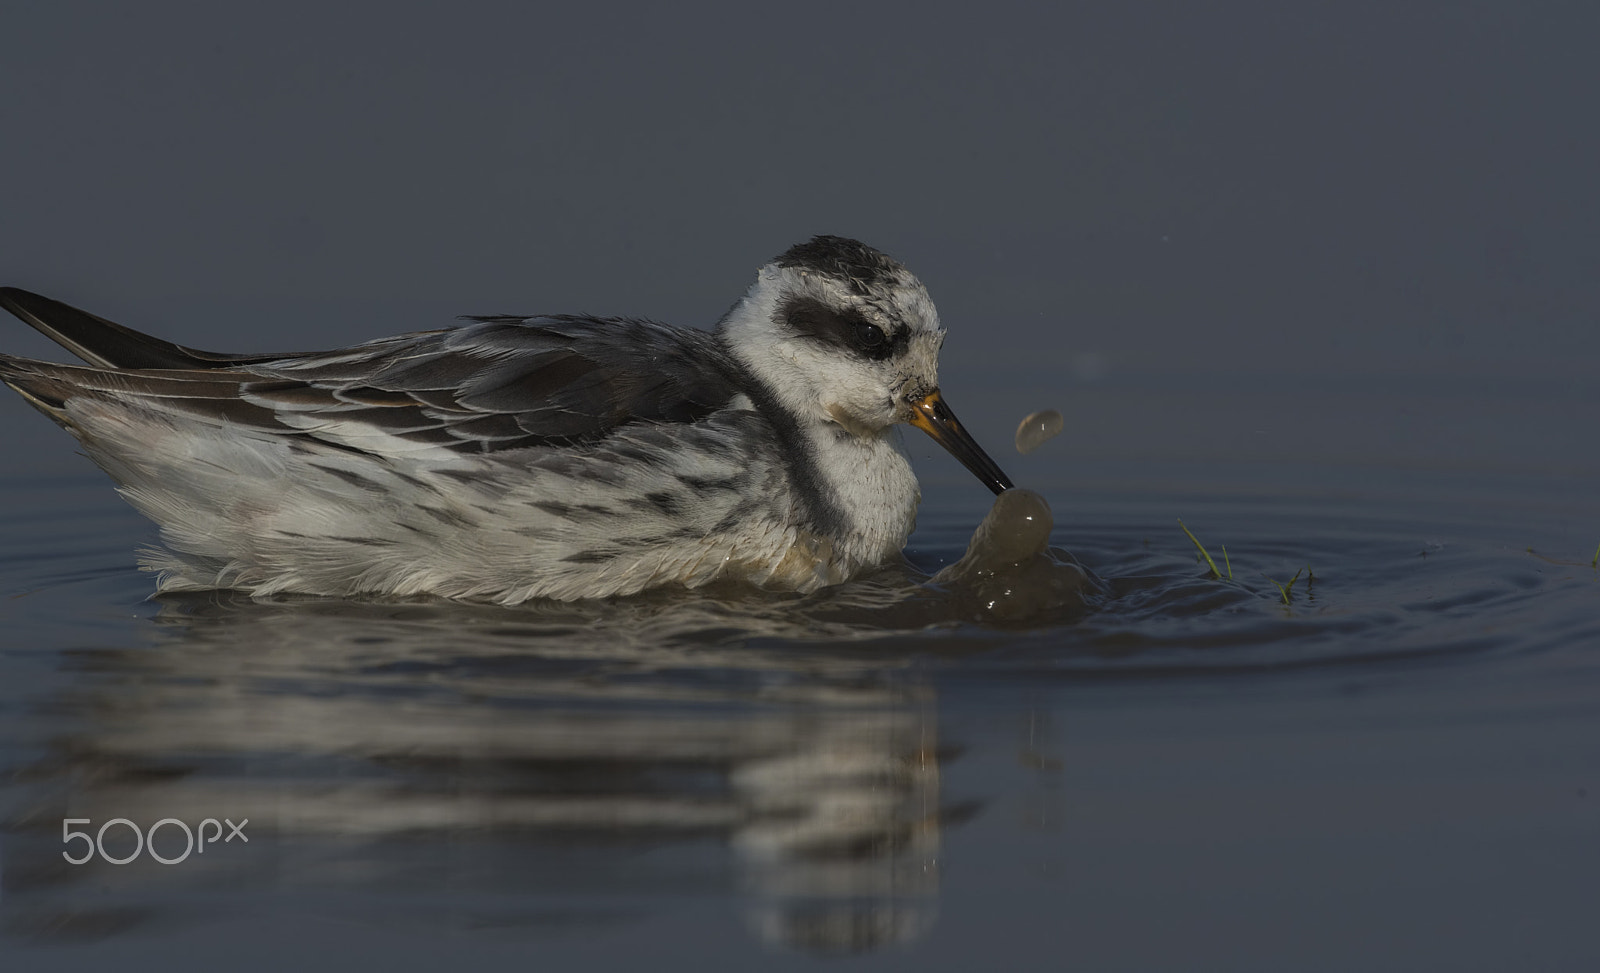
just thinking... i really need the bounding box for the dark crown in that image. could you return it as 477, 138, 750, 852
773, 236, 904, 295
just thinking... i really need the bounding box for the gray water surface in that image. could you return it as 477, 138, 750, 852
4, 3, 1600, 969
2, 375, 1597, 970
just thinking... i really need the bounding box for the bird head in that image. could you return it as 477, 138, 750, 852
721, 235, 1013, 495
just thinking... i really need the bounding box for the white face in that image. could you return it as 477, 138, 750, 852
722, 237, 1014, 496
722, 263, 946, 437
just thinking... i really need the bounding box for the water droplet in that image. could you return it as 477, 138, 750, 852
1014, 410, 1063, 455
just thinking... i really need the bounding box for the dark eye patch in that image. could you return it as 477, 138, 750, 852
780, 296, 907, 361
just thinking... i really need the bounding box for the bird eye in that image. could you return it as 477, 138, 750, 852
854, 321, 887, 351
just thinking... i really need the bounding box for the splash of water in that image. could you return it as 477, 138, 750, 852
930, 488, 1095, 624
1014, 409, 1064, 454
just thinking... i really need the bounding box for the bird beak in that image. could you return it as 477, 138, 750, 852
906, 389, 1015, 496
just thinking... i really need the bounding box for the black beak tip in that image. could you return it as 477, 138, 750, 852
908, 391, 1017, 498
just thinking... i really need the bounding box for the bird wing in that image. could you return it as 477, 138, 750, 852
237, 316, 741, 454
2, 299, 743, 457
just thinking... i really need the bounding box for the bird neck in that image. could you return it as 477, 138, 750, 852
799, 419, 921, 564
729, 361, 919, 564
717, 290, 920, 564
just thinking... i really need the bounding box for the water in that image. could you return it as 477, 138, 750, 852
1013, 410, 1064, 455
4, 4, 1600, 968
2, 397, 1597, 969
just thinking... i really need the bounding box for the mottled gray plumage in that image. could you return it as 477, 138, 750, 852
0, 237, 1011, 603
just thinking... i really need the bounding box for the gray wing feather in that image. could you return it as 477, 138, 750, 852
233, 316, 740, 453
3, 315, 743, 457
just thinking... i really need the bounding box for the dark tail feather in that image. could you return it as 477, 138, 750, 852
0, 287, 275, 370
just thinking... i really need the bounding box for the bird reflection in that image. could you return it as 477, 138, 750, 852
3, 589, 956, 953
2, 489, 1096, 952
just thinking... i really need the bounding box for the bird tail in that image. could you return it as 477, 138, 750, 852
0, 287, 278, 370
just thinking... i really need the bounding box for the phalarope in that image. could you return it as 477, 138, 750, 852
0, 236, 1013, 603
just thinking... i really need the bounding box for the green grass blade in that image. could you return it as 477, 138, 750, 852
1263, 567, 1304, 605
1264, 573, 1289, 604
1178, 519, 1222, 580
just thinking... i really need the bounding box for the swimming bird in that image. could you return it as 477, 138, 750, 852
0, 236, 1013, 603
